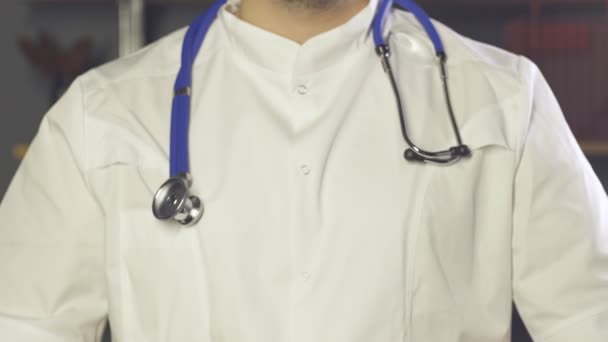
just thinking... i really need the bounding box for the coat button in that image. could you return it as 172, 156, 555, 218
300, 164, 311, 175
301, 272, 312, 281
296, 85, 308, 95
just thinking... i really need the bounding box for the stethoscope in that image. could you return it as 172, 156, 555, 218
152, 0, 471, 226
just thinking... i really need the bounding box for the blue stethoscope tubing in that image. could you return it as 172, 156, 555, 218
372, 0, 444, 55
171, 0, 228, 177
153, 0, 470, 225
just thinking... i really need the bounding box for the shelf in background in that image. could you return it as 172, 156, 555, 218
29, 0, 208, 5
27, 0, 608, 9
580, 141, 608, 157
425, 0, 606, 8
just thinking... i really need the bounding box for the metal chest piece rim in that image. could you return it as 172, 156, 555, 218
152, 173, 204, 226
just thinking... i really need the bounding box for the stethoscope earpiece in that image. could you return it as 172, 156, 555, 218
450, 145, 471, 157
404, 148, 425, 162
152, 173, 204, 226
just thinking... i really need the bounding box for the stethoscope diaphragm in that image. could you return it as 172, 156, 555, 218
152, 173, 204, 226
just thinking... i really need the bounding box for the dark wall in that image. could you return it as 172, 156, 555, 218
0, 1, 200, 196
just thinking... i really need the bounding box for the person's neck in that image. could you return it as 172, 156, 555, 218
235, 0, 370, 44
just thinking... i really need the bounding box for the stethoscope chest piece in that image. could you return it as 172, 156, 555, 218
152, 173, 204, 226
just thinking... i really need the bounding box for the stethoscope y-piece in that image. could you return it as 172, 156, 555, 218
153, 0, 470, 225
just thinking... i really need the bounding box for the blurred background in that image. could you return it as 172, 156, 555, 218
0, 0, 606, 341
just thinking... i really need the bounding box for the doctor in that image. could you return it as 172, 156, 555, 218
1, 0, 607, 341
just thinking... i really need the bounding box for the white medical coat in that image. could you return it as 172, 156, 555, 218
1, 1, 607, 341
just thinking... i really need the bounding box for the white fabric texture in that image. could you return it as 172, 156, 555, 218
1, 2, 607, 341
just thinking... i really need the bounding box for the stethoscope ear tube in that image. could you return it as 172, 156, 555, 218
374, 0, 472, 166
377, 43, 471, 165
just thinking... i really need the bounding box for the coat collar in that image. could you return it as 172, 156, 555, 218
218, 0, 379, 75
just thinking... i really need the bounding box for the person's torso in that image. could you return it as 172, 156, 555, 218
80, 5, 527, 341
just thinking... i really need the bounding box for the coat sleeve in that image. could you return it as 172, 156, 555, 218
0, 77, 108, 341
512, 58, 608, 342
